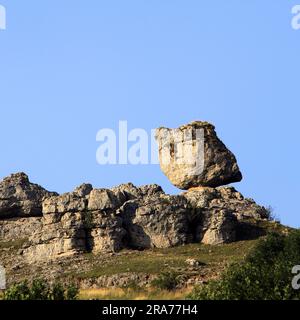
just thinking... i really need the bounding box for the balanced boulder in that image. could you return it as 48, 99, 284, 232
155, 121, 242, 189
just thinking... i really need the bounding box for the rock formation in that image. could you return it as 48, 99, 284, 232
0, 172, 57, 219
0, 121, 269, 264
155, 121, 242, 189
0, 173, 268, 263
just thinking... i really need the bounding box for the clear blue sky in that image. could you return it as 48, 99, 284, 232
0, 1, 299, 227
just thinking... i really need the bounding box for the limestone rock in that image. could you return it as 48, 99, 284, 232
0, 173, 58, 219
23, 211, 87, 262
87, 211, 126, 254
88, 189, 122, 211
0, 217, 42, 241
182, 186, 268, 244
120, 194, 190, 249
200, 209, 237, 245
0, 173, 268, 263
155, 121, 242, 189
74, 183, 93, 198
24, 185, 128, 262
183, 186, 268, 221
80, 273, 156, 289
185, 258, 201, 267
43, 193, 87, 214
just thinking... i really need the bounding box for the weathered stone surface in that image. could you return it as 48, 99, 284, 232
88, 189, 121, 211
185, 258, 201, 267
0, 172, 268, 263
120, 194, 190, 249
182, 186, 268, 244
0, 217, 42, 241
43, 193, 87, 214
80, 273, 156, 289
23, 211, 87, 262
111, 183, 141, 202
24, 185, 128, 262
183, 186, 268, 221
87, 211, 126, 254
73, 183, 93, 198
155, 121, 242, 189
0, 173, 57, 219
200, 209, 237, 245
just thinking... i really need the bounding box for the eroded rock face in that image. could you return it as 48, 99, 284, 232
0, 173, 58, 219
155, 121, 242, 189
182, 186, 268, 244
183, 186, 268, 221
87, 211, 126, 254
24, 186, 128, 262
23, 211, 87, 262
120, 194, 190, 249
0, 173, 268, 263
0, 217, 42, 241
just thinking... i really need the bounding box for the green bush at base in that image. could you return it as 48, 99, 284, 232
4, 279, 79, 300
188, 231, 300, 300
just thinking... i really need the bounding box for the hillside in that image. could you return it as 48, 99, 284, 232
0, 215, 289, 299
0, 122, 292, 300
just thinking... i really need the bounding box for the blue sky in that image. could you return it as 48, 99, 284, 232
0, 1, 299, 227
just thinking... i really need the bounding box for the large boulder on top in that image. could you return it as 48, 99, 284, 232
155, 121, 242, 189
0, 172, 58, 219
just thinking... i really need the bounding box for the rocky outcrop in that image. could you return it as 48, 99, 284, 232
80, 273, 156, 289
0, 120, 276, 276
23, 185, 126, 262
182, 187, 268, 244
155, 121, 242, 189
120, 194, 190, 249
183, 186, 268, 221
1, 172, 267, 263
0, 173, 57, 219
0, 217, 42, 241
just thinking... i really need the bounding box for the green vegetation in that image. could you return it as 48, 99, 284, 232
0, 238, 27, 250
264, 205, 280, 223
1, 221, 294, 301
188, 230, 300, 300
79, 287, 191, 300
77, 240, 258, 280
151, 271, 180, 291
3, 279, 79, 300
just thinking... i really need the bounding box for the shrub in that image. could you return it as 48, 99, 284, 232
51, 282, 65, 300
4, 281, 31, 300
151, 271, 180, 291
4, 279, 79, 301
188, 231, 300, 300
30, 279, 50, 300
122, 280, 142, 292
265, 206, 280, 222
66, 283, 79, 300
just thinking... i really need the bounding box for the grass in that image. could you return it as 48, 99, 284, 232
0, 238, 27, 250
79, 287, 192, 300
0, 287, 191, 301
76, 240, 259, 280
0, 221, 292, 300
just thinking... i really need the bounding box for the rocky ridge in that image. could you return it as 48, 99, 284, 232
0, 173, 268, 264
0, 121, 269, 265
